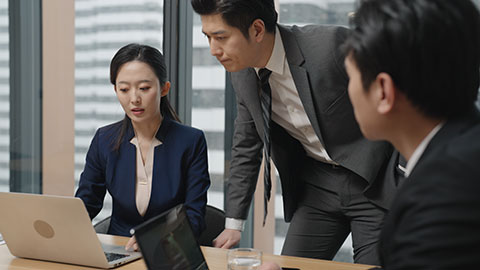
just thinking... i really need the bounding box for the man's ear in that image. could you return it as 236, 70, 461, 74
375, 72, 396, 115
161, 81, 171, 97
250, 19, 266, 42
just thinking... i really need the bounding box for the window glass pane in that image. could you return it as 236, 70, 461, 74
191, 13, 225, 210
276, 0, 355, 260
74, 0, 164, 223
279, 0, 353, 26
0, 0, 7, 193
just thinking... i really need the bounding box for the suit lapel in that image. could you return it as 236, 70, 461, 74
278, 25, 325, 145
239, 68, 265, 135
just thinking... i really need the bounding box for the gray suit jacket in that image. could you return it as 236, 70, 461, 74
227, 24, 393, 222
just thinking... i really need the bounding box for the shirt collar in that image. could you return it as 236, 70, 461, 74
405, 122, 445, 177
130, 136, 162, 147
255, 27, 285, 76
126, 115, 174, 143
129, 121, 163, 146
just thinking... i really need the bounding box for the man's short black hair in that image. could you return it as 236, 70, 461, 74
191, 0, 278, 39
344, 0, 480, 119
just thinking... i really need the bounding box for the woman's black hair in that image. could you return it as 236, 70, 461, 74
110, 43, 180, 151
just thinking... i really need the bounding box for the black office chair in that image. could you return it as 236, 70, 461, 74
93, 216, 111, 234
198, 205, 225, 247
93, 204, 226, 246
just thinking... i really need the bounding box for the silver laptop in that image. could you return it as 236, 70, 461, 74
0, 192, 141, 268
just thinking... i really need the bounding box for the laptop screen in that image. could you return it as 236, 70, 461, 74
131, 204, 208, 270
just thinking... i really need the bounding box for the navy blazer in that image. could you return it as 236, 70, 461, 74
75, 117, 211, 237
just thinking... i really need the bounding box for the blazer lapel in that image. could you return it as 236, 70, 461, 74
106, 124, 135, 192
279, 25, 325, 146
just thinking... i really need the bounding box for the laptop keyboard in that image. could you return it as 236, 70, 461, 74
104, 252, 129, 262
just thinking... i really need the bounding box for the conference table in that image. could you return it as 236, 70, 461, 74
0, 234, 375, 270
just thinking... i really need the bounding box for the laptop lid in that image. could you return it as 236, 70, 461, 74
131, 204, 209, 270
0, 192, 141, 268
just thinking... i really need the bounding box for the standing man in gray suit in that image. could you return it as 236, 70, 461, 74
191, 0, 395, 264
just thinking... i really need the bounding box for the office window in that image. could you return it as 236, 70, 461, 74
191, 12, 225, 211
0, 0, 7, 192
276, 0, 355, 261
74, 0, 164, 222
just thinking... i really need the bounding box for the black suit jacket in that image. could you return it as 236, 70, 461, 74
379, 109, 480, 269
226, 24, 393, 222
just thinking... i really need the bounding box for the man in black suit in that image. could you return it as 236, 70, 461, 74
191, 0, 396, 264
343, 0, 480, 268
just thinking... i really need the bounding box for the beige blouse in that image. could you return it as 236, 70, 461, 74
130, 136, 162, 216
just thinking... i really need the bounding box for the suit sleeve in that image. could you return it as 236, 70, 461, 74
183, 131, 211, 237
225, 86, 264, 219
382, 155, 480, 269
75, 130, 107, 220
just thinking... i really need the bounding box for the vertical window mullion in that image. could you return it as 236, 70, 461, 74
163, 0, 193, 125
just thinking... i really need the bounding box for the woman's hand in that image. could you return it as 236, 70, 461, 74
125, 236, 139, 251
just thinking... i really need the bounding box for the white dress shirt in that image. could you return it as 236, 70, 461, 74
259, 27, 336, 165
404, 123, 444, 177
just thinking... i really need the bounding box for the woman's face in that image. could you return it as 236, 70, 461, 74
114, 61, 170, 125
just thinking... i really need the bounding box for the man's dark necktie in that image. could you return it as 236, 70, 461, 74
258, 68, 272, 226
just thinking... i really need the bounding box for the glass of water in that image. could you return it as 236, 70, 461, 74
227, 248, 262, 270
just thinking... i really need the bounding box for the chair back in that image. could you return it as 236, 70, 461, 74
92, 204, 226, 247
93, 216, 111, 234
198, 205, 225, 247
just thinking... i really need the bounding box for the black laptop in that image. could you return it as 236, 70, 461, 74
130, 204, 209, 270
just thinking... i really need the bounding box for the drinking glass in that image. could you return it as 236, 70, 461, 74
227, 248, 262, 270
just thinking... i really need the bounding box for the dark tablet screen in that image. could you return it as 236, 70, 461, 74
131, 204, 208, 270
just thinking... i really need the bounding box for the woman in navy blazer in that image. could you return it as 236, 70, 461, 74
75, 44, 210, 250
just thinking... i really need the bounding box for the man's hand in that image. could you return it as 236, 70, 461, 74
212, 229, 241, 249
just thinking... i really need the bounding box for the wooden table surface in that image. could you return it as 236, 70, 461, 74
0, 234, 375, 270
